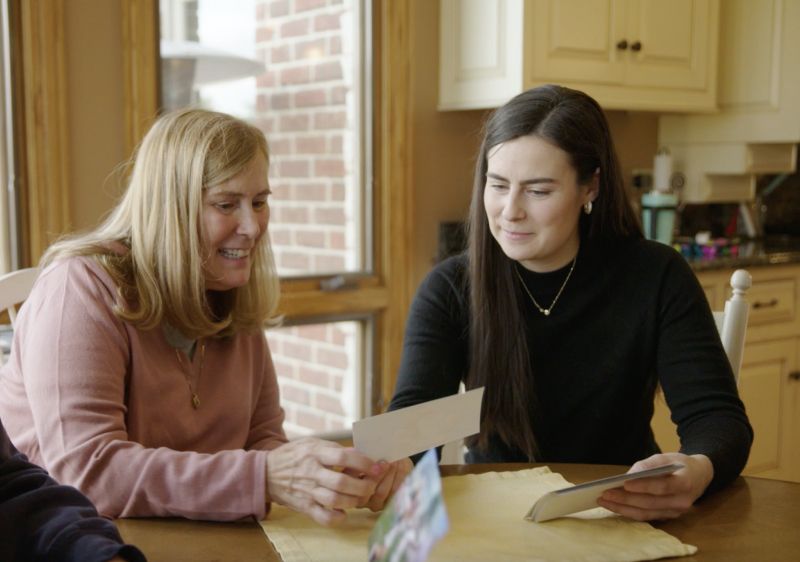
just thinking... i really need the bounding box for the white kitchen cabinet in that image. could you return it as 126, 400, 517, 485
658, 0, 800, 203
439, 0, 719, 112
652, 264, 800, 483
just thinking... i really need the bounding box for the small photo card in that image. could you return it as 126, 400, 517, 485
368, 449, 449, 562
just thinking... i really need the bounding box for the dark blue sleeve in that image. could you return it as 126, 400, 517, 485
0, 419, 146, 562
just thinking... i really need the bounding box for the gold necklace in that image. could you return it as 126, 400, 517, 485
514, 256, 577, 317
175, 342, 206, 409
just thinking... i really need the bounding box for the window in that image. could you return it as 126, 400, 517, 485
155, 0, 405, 435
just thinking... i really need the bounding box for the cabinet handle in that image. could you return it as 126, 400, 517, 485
789, 371, 800, 381
616, 39, 628, 50
752, 298, 779, 309
631, 41, 642, 52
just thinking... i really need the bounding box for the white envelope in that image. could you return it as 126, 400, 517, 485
353, 387, 484, 462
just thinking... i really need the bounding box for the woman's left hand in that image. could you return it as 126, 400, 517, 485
597, 452, 714, 521
358, 457, 414, 512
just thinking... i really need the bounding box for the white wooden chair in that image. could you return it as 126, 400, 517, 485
442, 268, 753, 465
713, 269, 752, 383
0, 267, 40, 365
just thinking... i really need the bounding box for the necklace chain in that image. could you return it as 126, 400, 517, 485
175, 342, 206, 409
514, 256, 577, 317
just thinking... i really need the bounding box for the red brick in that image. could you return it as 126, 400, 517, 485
315, 392, 345, 415
256, 70, 276, 88
271, 357, 296, 378
267, 137, 291, 156
299, 366, 329, 387
331, 183, 345, 201
281, 66, 311, 85
297, 231, 326, 248
314, 13, 340, 32
294, 182, 326, 200
295, 38, 326, 59
314, 207, 346, 224
330, 86, 347, 104
255, 116, 275, 133
329, 231, 345, 249
318, 347, 349, 370
294, 89, 327, 108
277, 159, 310, 177
315, 159, 345, 177
270, 93, 291, 110
331, 375, 343, 392
281, 17, 310, 38
256, 26, 273, 42
295, 135, 327, 154
295, 324, 328, 341
314, 62, 343, 82
297, 409, 327, 432
256, 94, 269, 112
271, 0, 290, 18
256, 2, 267, 20
275, 206, 309, 222
296, 0, 327, 12
270, 228, 292, 244
271, 45, 291, 64
314, 254, 346, 273
330, 325, 347, 345
329, 134, 343, 153
314, 111, 346, 129
281, 384, 311, 404
280, 251, 311, 270
330, 36, 342, 55
279, 114, 310, 132
282, 340, 313, 360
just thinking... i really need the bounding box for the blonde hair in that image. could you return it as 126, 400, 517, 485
42, 108, 280, 338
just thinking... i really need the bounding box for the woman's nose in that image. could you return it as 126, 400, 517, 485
237, 207, 261, 238
501, 191, 525, 220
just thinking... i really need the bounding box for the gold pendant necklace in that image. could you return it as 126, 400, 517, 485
175, 342, 206, 409
514, 256, 577, 317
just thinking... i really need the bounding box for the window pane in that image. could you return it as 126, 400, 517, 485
159, 0, 369, 276
266, 319, 368, 437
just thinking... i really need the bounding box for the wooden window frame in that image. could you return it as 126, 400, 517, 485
121, 0, 414, 413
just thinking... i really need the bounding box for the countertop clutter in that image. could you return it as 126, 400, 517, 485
678, 235, 800, 271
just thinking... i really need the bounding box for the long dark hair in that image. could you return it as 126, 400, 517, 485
465, 85, 642, 460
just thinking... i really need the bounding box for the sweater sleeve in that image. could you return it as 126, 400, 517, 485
17, 259, 270, 520
0, 418, 146, 562
654, 252, 753, 493
389, 257, 469, 412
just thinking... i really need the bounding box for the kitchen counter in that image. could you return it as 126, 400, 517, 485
683, 235, 800, 272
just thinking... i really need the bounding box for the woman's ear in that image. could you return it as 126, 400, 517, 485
587, 167, 600, 202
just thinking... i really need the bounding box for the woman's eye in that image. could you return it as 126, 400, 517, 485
527, 188, 550, 196
252, 199, 268, 210
489, 183, 509, 191
214, 202, 235, 212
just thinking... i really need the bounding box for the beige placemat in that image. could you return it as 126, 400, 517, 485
260, 466, 697, 561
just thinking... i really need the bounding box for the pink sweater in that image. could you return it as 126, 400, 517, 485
0, 257, 288, 520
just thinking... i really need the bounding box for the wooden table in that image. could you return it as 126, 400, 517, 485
117, 463, 800, 561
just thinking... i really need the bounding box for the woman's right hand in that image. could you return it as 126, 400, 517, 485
265, 437, 382, 526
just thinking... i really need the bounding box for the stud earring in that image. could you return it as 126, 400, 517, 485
583, 201, 593, 215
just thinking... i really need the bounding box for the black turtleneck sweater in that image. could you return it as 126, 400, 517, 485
389, 237, 752, 494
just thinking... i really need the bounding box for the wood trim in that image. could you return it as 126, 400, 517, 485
17, 0, 70, 264
122, 0, 160, 156
374, 0, 414, 410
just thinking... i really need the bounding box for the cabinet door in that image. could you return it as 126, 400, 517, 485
624, 0, 713, 90
528, 0, 626, 84
739, 339, 799, 482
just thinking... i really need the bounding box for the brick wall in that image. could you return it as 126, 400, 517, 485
255, 0, 362, 436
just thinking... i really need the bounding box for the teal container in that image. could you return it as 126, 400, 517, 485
641, 191, 678, 245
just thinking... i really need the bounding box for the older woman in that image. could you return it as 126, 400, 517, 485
0, 109, 408, 525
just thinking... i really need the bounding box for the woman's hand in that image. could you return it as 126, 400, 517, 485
360, 457, 413, 512
265, 438, 382, 526
597, 452, 714, 521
